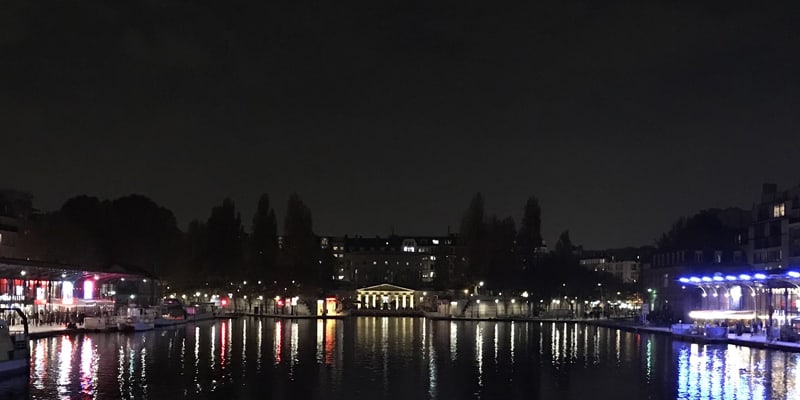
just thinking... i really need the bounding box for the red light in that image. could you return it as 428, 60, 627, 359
278, 300, 284, 306
221, 298, 228, 307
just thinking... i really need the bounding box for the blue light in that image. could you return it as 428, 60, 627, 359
679, 277, 690, 283
739, 274, 751, 280
712, 276, 724, 281
788, 271, 800, 278
701, 277, 712, 282
754, 273, 767, 280
689, 277, 701, 283
725, 275, 737, 281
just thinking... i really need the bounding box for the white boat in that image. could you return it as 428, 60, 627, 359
153, 299, 188, 327
185, 302, 216, 322
84, 315, 118, 332
117, 306, 156, 332
0, 308, 29, 377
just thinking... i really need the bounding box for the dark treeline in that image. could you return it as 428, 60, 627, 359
17, 192, 332, 292
16, 190, 666, 298
450, 193, 631, 300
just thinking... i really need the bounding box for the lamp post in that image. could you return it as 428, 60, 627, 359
476, 299, 480, 318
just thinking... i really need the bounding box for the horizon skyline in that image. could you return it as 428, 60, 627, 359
4, 1, 799, 250
9, 179, 785, 250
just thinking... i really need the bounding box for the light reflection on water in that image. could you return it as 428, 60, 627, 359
8, 318, 800, 399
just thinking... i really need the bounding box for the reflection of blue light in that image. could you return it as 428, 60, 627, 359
679, 277, 690, 283
702, 277, 712, 282
725, 275, 737, 281
754, 273, 767, 280
690, 277, 701, 283
788, 271, 800, 278
713, 276, 724, 281
739, 274, 751, 280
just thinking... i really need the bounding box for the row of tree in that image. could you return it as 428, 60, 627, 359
18, 193, 331, 291
184, 193, 332, 288
446, 193, 628, 300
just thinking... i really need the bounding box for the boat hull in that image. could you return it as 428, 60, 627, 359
0, 358, 28, 378
154, 318, 186, 327
84, 316, 118, 332
117, 321, 155, 332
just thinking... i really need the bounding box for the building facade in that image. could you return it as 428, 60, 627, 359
579, 255, 641, 284
0, 190, 33, 259
327, 235, 459, 288
748, 183, 800, 271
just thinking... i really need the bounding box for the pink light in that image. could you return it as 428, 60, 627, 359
83, 280, 94, 300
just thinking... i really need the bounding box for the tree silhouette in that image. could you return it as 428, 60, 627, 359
282, 193, 318, 286
250, 193, 278, 282
459, 193, 488, 282
207, 198, 244, 281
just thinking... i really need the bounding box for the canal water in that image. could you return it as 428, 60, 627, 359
4, 317, 800, 399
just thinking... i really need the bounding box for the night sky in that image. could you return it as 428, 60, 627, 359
3, 1, 799, 248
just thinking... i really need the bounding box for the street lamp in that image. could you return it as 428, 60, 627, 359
495, 298, 499, 317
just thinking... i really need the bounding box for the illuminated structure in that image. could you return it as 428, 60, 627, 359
0, 257, 156, 317
678, 270, 800, 326
356, 283, 416, 310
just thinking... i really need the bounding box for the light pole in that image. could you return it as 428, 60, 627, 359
476, 299, 481, 318
495, 298, 499, 317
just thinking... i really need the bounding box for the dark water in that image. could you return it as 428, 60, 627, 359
4, 318, 800, 399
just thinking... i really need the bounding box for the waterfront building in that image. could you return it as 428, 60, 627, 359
748, 183, 800, 271
355, 283, 417, 310
0, 256, 156, 319
642, 208, 751, 321
678, 269, 800, 328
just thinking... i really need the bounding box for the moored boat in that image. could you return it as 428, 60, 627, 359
185, 302, 216, 322
154, 299, 187, 327
116, 305, 156, 332
84, 315, 118, 332
0, 308, 29, 377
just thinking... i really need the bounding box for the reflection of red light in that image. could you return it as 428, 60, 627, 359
220, 298, 228, 307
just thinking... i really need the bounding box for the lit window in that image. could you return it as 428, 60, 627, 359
774, 203, 785, 218
432, 239, 439, 245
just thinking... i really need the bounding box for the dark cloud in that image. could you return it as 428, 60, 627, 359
3, 0, 799, 248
